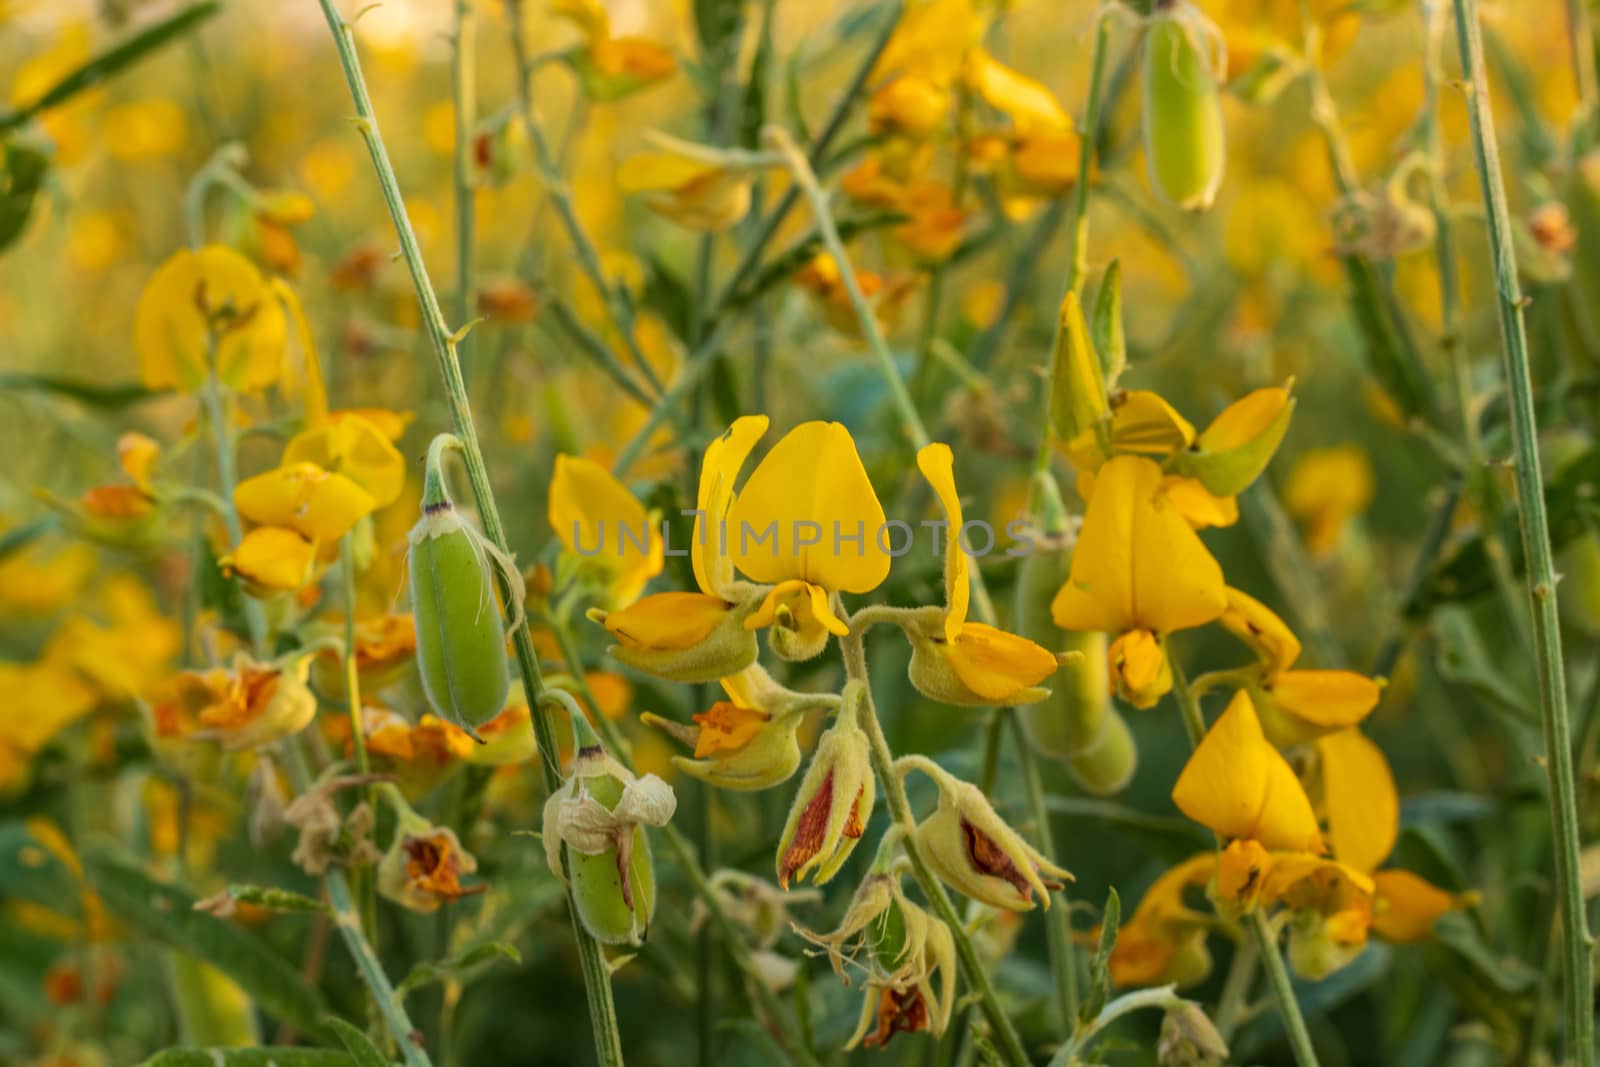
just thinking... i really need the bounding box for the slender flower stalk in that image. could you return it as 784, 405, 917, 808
312, 4, 624, 1063
451, 0, 476, 352
1452, 4, 1594, 1064
339, 535, 379, 945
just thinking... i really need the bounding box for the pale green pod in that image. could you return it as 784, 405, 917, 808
1014, 541, 1137, 796
1142, 4, 1226, 213
569, 772, 657, 945
408, 436, 511, 737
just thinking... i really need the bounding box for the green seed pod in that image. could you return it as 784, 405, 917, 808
1141, 3, 1226, 213
542, 713, 676, 947
408, 434, 512, 739
1014, 537, 1137, 796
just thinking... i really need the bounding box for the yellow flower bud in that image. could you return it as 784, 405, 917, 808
590, 593, 761, 682
640, 665, 826, 790
775, 693, 875, 889
900, 756, 1072, 911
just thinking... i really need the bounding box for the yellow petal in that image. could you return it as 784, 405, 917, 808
1109, 390, 1196, 455
1371, 869, 1464, 942
1052, 292, 1109, 448
1051, 455, 1226, 634
916, 442, 969, 639
728, 421, 890, 595
282, 412, 406, 508
221, 526, 318, 592
1271, 670, 1381, 728
946, 622, 1059, 702
1182, 385, 1295, 497
116, 432, 161, 489
745, 579, 849, 638
234, 462, 375, 543
691, 701, 770, 757
694, 416, 768, 598
134, 245, 286, 393
550, 454, 663, 603
600, 591, 729, 651
1171, 690, 1323, 853
1161, 475, 1238, 530
1318, 728, 1398, 873
616, 151, 720, 194
1218, 587, 1302, 673
965, 49, 1071, 136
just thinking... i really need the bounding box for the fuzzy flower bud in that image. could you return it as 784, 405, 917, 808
775, 687, 876, 889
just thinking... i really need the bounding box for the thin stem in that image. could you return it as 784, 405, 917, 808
1567, 0, 1599, 148
313, 6, 624, 1064
1064, 11, 1113, 299
1248, 911, 1321, 1067
199, 371, 267, 652
339, 535, 380, 946
1011, 716, 1079, 1028
1213, 934, 1259, 1042
765, 125, 928, 450
840, 619, 1030, 1067
451, 0, 476, 356
1453, 5, 1594, 1065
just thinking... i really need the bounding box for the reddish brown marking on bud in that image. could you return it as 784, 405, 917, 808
844, 787, 865, 838
780, 769, 835, 888
474, 132, 493, 169
961, 817, 1054, 903
864, 986, 930, 1047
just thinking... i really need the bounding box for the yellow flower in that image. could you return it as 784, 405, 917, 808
1218, 586, 1301, 673
640, 665, 822, 790
1284, 446, 1375, 556
234, 461, 376, 544
184, 654, 318, 752
1052, 454, 1227, 704
729, 420, 893, 644
0, 661, 99, 792
101, 98, 187, 162
551, 0, 675, 101
964, 50, 1071, 137
868, 73, 952, 138
902, 443, 1058, 705
549, 454, 664, 608
1109, 853, 1217, 988
134, 245, 287, 393
591, 417, 768, 678
1171, 690, 1323, 853
617, 136, 755, 232
281, 411, 406, 509
221, 526, 320, 594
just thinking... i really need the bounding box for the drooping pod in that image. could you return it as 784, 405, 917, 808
1141, 1, 1227, 213
1013, 535, 1137, 796
542, 711, 676, 946
407, 433, 515, 740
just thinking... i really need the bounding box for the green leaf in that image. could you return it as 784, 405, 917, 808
1079, 887, 1120, 1027
0, 372, 161, 409
83, 849, 333, 1042
1090, 259, 1126, 385
738, 0, 774, 150
693, 0, 744, 67
218, 884, 331, 915
395, 941, 522, 998
0, 140, 48, 253
326, 1017, 391, 1067
135, 1051, 356, 1067
0, 3, 222, 133
1429, 605, 1539, 727
1428, 911, 1538, 996
197, 534, 252, 642
642, 254, 694, 344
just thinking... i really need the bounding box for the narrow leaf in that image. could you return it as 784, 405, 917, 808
1090, 259, 1126, 385
326, 1017, 390, 1067
135, 1051, 355, 1067
395, 941, 522, 998
1080, 887, 1121, 1027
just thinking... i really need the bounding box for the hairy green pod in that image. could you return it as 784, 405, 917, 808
408, 436, 511, 737
1014, 541, 1137, 795
570, 771, 658, 945
1142, 5, 1226, 213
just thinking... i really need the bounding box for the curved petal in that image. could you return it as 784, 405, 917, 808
1319, 727, 1398, 873
694, 416, 768, 598
728, 421, 891, 594
916, 442, 969, 639
1272, 670, 1381, 728
946, 622, 1058, 702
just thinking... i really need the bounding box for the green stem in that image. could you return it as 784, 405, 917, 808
1213, 933, 1258, 1042
1249, 911, 1321, 1067
765, 125, 927, 450
313, 6, 624, 1064
339, 535, 380, 947
1568, 0, 1599, 149
840, 620, 1030, 1067
1011, 716, 1079, 1028
451, 0, 476, 356
1453, 5, 1594, 1065
199, 371, 267, 652
1063, 10, 1112, 299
